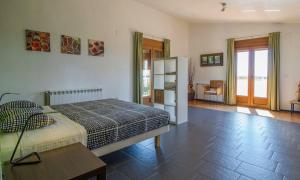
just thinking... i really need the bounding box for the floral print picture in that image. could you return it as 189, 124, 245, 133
61, 35, 81, 55
26, 30, 50, 52
88, 40, 104, 56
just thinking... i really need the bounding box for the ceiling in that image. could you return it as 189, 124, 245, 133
134, 0, 300, 23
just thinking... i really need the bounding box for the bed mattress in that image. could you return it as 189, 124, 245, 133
0, 106, 87, 163
51, 99, 170, 150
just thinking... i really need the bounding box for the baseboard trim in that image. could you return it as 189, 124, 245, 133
191, 99, 225, 104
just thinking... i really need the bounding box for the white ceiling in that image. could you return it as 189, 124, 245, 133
134, 0, 300, 23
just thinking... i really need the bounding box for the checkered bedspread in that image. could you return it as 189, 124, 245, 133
51, 99, 170, 150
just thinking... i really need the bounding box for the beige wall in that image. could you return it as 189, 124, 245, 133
0, 0, 189, 105
189, 23, 300, 110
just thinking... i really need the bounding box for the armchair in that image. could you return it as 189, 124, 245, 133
193, 80, 225, 102
203, 80, 224, 102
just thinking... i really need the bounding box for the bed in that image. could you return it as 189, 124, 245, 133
51, 99, 170, 155
0, 106, 87, 162
0, 99, 170, 163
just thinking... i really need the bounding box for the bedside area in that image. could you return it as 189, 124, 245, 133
2, 143, 106, 180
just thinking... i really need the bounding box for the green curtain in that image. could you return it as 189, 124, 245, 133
133, 32, 143, 104
268, 32, 280, 111
225, 38, 236, 105
164, 39, 170, 58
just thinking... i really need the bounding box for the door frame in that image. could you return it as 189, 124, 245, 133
235, 37, 269, 109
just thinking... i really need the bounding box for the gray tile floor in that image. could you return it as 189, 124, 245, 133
101, 107, 300, 180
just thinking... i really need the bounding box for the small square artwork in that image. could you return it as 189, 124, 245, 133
26, 30, 50, 52
61, 35, 81, 55
88, 40, 104, 56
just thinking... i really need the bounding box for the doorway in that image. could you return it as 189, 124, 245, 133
235, 37, 269, 108
142, 38, 164, 106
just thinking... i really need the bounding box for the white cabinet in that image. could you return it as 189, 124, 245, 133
153, 57, 188, 124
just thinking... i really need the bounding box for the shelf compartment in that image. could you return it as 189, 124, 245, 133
154, 60, 164, 75
165, 59, 177, 74
154, 75, 164, 90
164, 75, 176, 82
164, 90, 176, 106
164, 75, 176, 90
154, 90, 164, 104
164, 82, 176, 91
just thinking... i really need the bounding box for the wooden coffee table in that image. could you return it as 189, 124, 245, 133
3, 143, 106, 180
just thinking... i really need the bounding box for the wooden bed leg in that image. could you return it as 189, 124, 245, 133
155, 135, 160, 148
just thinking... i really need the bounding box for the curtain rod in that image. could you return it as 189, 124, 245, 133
234, 33, 268, 41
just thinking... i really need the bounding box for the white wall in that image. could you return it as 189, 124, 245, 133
0, 0, 189, 105
1, 0, 299, 111
189, 23, 300, 110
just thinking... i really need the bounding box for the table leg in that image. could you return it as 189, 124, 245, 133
155, 135, 160, 148
291, 104, 294, 114
96, 171, 106, 180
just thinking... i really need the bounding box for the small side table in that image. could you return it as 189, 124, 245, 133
290, 100, 300, 114
3, 143, 106, 180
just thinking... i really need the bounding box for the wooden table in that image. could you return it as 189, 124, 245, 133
291, 100, 300, 114
3, 143, 106, 180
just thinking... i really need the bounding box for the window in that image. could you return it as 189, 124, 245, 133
142, 60, 151, 97
236, 51, 249, 96
254, 49, 268, 98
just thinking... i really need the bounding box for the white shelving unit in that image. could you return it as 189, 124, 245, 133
153, 57, 188, 124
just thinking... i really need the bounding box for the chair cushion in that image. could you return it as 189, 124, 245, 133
0, 108, 55, 133
204, 89, 217, 95
0, 100, 43, 112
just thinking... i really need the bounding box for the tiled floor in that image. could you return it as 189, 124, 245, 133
101, 107, 300, 180
189, 100, 300, 124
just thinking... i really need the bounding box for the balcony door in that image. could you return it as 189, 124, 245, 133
142, 38, 164, 106
235, 37, 269, 108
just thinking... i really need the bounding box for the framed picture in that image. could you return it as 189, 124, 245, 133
88, 40, 104, 56
26, 30, 50, 52
61, 35, 81, 55
201, 56, 208, 65
208, 56, 214, 64
214, 55, 221, 64
200, 53, 223, 66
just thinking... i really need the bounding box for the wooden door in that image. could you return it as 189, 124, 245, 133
142, 38, 164, 106
235, 37, 269, 108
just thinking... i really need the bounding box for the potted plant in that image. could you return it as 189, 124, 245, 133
188, 59, 195, 100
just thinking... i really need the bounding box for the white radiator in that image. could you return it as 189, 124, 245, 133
45, 88, 103, 105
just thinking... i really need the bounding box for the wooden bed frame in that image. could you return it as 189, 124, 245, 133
44, 89, 170, 157
92, 125, 169, 157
